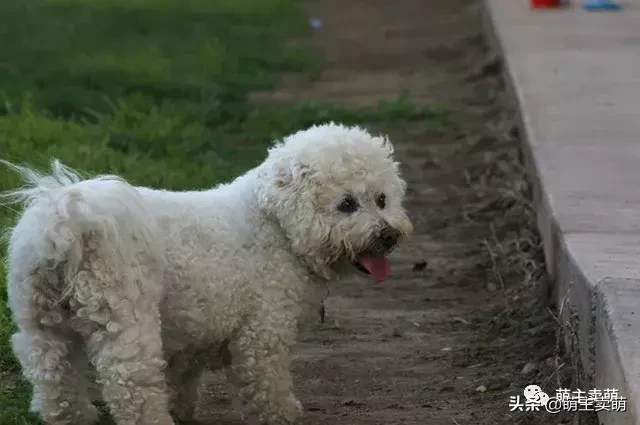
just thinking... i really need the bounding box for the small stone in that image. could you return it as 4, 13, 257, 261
521, 362, 536, 375
494, 337, 507, 346
475, 385, 487, 393
453, 317, 470, 325
413, 261, 428, 271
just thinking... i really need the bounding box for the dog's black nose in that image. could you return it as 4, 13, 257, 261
380, 227, 401, 249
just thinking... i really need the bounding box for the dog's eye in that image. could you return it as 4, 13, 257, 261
376, 194, 386, 209
337, 197, 358, 213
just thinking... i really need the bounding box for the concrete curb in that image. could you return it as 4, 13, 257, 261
481, 1, 640, 424
595, 278, 640, 425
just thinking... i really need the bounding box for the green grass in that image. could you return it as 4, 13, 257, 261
0, 0, 445, 423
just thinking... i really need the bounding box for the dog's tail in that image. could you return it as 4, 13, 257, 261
1, 159, 165, 299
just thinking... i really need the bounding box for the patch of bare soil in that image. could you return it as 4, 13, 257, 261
197, 0, 598, 424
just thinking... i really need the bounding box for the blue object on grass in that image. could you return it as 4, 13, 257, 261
582, 0, 621, 10
308, 18, 323, 29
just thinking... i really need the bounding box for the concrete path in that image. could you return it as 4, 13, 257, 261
483, 1, 640, 424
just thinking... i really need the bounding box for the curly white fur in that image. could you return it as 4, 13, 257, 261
2, 123, 412, 425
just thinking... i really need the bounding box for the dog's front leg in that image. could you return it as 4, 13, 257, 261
226, 317, 302, 425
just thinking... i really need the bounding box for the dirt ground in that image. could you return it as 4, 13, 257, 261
197, 0, 597, 424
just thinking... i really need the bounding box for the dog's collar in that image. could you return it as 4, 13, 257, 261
318, 283, 330, 324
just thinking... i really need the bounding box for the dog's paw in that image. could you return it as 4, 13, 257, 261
81, 403, 100, 425
252, 399, 303, 425
289, 395, 303, 413
272, 395, 304, 425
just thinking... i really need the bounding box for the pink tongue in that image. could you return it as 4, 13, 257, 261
359, 255, 391, 283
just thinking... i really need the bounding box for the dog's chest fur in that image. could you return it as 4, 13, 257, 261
148, 203, 326, 358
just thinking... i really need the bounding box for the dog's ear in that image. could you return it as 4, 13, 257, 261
380, 135, 395, 159
274, 161, 310, 189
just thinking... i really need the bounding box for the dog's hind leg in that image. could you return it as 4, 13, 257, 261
3, 159, 173, 424
75, 248, 174, 425
9, 271, 99, 425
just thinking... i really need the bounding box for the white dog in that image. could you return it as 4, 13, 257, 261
2, 123, 412, 425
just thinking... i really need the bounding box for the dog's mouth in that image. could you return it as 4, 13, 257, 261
353, 255, 391, 283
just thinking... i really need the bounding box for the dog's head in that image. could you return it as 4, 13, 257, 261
255, 123, 413, 281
